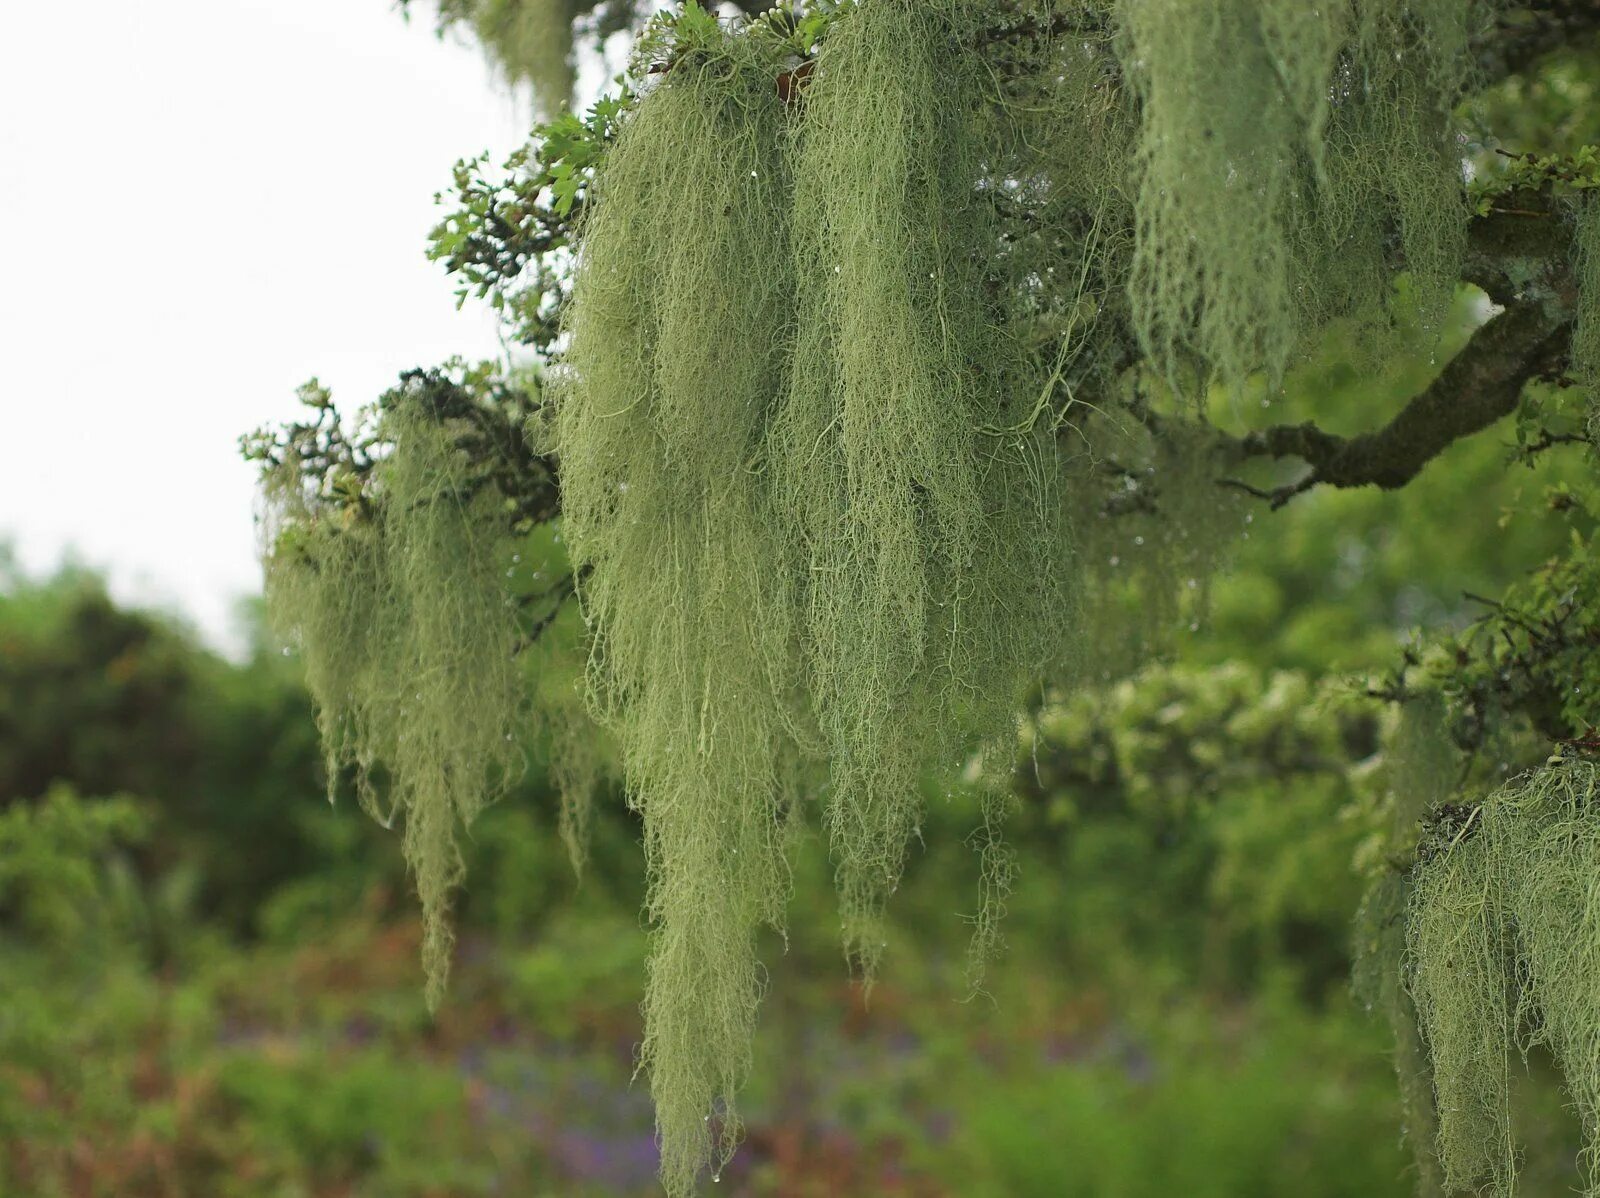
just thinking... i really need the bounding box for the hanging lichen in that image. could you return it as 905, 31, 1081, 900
1575, 194, 1600, 430
1355, 871, 1448, 1198
551, 3, 1081, 1187
1407, 756, 1600, 1196
1066, 417, 1247, 682
263, 387, 524, 1008
962, 770, 1021, 994
1118, 0, 1336, 388
439, 0, 582, 116
1509, 765, 1600, 1196
992, 18, 1137, 405
1117, 0, 1488, 391
1352, 695, 1459, 1198
540, 672, 610, 873
1409, 823, 1515, 1194
554, 33, 804, 1193
777, 0, 1073, 977
260, 451, 385, 817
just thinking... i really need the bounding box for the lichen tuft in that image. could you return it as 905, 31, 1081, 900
263, 386, 524, 1008
1407, 757, 1600, 1196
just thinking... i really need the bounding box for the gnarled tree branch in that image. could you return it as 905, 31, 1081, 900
1223, 299, 1575, 507
1216, 186, 1582, 507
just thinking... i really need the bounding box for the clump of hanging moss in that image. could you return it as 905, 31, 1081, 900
962, 777, 1021, 993
778, 0, 1073, 977
260, 465, 384, 815
554, 3, 1078, 1187
1409, 823, 1515, 1194
443, 0, 580, 115
1117, 0, 1488, 390
555, 32, 804, 1194
1118, 0, 1334, 387
263, 389, 523, 1008
539, 668, 612, 874
1407, 756, 1600, 1195
1354, 871, 1448, 1198
991, 17, 1138, 404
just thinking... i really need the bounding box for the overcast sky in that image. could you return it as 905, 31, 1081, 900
0, 1, 536, 654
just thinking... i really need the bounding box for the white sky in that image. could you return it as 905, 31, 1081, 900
0, 1, 536, 655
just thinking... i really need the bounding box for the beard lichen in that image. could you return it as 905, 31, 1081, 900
555, 41, 805, 1195
447, 0, 581, 116
1352, 695, 1459, 1198
1407, 757, 1600, 1196
777, 0, 1073, 980
554, 3, 1075, 1189
1355, 869, 1449, 1198
1065, 416, 1247, 682
263, 389, 523, 1010
1117, 0, 1488, 390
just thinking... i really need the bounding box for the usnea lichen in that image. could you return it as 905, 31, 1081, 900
1066, 416, 1248, 682
1352, 695, 1459, 1198
778, 0, 1072, 979
1407, 757, 1600, 1196
555, 40, 804, 1194
1354, 870, 1448, 1198
1119, 0, 1488, 389
444, 0, 581, 115
555, 3, 1075, 1188
263, 389, 523, 1009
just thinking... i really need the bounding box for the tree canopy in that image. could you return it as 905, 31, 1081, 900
249, 3, 1600, 1194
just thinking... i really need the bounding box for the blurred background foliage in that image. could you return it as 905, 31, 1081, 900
3, 291, 1593, 1195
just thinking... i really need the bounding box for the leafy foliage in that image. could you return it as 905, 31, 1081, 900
428, 96, 628, 347
1380, 481, 1600, 753
0, 786, 147, 957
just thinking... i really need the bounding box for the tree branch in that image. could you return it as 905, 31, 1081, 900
1223, 299, 1575, 507
1211, 176, 1582, 508
1463, 192, 1576, 303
